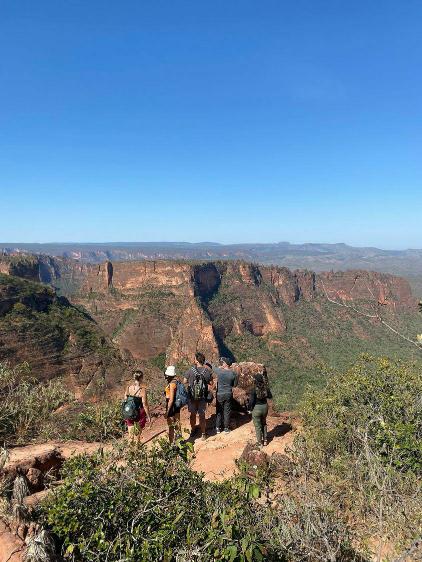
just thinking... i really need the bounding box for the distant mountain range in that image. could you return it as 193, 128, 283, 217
2, 241, 422, 276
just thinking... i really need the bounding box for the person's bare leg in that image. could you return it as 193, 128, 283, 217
127, 425, 135, 441
167, 417, 175, 443
189, 412, 197, 431
135, 423, 143, 443
199, 412, 206, 435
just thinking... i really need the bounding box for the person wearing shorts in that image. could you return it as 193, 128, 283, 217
164, 365, 181, 444
124, 370, 151, 442
184, 352, 213, 440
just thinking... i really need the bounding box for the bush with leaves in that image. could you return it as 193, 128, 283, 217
41, 438, 363, 562
295, 355, 422, 553
41, 440, 270, 562
0, 362, 71, 445
40, 399, 125, 443
301, 355, 422, 474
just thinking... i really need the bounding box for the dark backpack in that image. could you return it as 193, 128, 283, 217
191, 367, 208, 401
122, 396, 140, 421
255, 374, 270, 401
175, 380, 189, 409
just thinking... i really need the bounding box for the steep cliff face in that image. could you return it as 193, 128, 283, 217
0, 274, 126, 398
317, 270, 415, 309
167, 299, 219, 364
81, 260, 194, 297
0, 256, 40, 282
58, 259, 417, 369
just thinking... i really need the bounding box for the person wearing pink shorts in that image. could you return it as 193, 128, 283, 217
124, 370, 151, 442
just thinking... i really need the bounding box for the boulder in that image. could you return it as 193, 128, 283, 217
239, 442, 269, 476
232, 362, 265, 392
25, 469, 43, 492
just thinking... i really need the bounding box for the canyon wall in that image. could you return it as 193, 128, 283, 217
0, 256, 417, 380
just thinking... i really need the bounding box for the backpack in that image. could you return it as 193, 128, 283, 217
191, 367, 208, 401
122, 396, 140, 421
255, 375, 269, 401
175, 380, 189, 409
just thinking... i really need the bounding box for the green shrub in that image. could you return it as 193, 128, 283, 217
43, 400, 125, 442
300, 355, 422, 474
0, 362, 71, 445
295, 355, 422, 552
42, 440, 269, 562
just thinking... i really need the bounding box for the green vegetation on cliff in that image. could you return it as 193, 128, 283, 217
225, 297, 422, 410
0, 274, 121, 383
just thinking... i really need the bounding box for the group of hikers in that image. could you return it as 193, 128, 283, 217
122, 352, 272, 448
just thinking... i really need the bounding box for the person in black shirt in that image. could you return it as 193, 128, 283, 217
248, 369, 272, 447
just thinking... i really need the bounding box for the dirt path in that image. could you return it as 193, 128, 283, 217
190, 414, 294, 480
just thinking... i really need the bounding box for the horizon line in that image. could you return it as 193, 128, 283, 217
0, 241, 420, 252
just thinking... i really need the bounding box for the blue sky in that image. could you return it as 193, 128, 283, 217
1, 1, 421, 248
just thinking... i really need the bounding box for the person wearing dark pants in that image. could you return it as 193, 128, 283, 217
216, 393, 232, 433
252, 403, 268, 445
248, 371, 272, 447
214, 357, 238, 433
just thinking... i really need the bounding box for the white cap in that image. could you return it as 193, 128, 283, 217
165, 365, 176, 378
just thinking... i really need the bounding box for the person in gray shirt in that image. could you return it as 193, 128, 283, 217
183, 351, 213, 440
214, 357, 238, 433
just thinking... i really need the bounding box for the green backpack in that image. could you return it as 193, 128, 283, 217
122, 396, 139, 421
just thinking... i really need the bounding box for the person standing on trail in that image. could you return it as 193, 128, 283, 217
214, 357, 238, 434
248, 369, 272, 448
164, 366, 181, 444
184, 352, 213, 441
124, 370, 151, 442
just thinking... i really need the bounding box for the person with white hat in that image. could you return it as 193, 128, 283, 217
164, 365, 181, 443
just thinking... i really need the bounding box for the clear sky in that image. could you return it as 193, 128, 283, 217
1, 1, 421, 248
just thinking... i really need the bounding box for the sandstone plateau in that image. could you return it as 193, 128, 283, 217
0, 255, 419, 406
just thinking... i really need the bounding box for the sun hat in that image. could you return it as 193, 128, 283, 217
164, 365, 176, 378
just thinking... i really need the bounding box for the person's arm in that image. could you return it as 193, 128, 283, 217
183, 369, 189, 385
141, 387, 151, 422
166, 382, 177, 417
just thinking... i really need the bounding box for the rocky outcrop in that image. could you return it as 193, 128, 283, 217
167, 300, 219, 364
81, 261, 194, 297
0, 257, 40, 282
318, 270, 416, 309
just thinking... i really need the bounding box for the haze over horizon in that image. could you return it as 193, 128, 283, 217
1, 1, 421, 247
2, 239, 422, 253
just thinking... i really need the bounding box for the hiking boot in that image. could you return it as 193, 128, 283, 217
216, 428, 221, 434
263, 440, 268, 447
224, 428, 230, 434
201, 433, 207, 441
